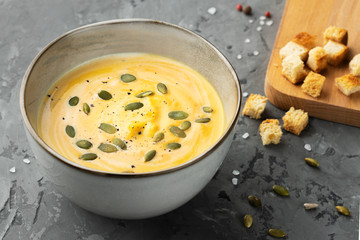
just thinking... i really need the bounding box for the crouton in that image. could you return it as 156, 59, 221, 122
281, 55, 308, 84
335, 74, 360, 96
323, 26, 348, 45
242, 94, 267, 119
259, 119, 282, 145
349, 54, 360, 76
306, 47, 327, 72
292, 32, 316, 49
323, 40, 348, 66
282, 107, 308, 136
301, 71, 326, 98
280, 41, 309, 61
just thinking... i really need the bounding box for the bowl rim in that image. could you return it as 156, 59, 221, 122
19, 18, 242, 178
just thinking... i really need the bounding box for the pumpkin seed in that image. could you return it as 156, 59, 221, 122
157, 83, 168, 94
268, 229, 286, 238
202, 106, 213, 113
180, 121, 191, 131
79, 153, 97, 161
99, 123, 117, 134
195, 117, 211, 123
98, 143, 118, 153
169, 126, 186, 138
153, 132, 164, 143
136, 91, 153, 98
83, 103, 90, 115
113, 138, 127, 150
65, 125, 75, 138
120, 73, 136, 83
166, 142, 181, 150
248, 195, 262, 208
68, 96, 79, 106
168, 111, 188, 120
304, 203, 319, 210
144, 150, 156, 162
273, 185, 289, 197
304, 157, 319, 167
125, 102, 144, 111
98, 90, 112, 100
336, 206, 350, 216
243, 214, 253, 229
76, 140, 93, 149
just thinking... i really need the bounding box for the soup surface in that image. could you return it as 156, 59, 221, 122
38, 53, 225, 173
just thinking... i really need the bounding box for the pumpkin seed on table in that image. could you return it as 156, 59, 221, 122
268, 229, 286, 238
125, 102, 144, 111
65, 125, 75, 138
99, 123, 117, 134
336, 206, 351, 216
202, 106, 213, 113
273, 185, 289, 197
169, 126, 186, 138
166, 142, 181, 150
113, 138, 127, 150
120, 73, 136, 83
157, 83, 168, 94
83, 103, 90, 115
248, 195, 262, 208
98, 90, 112, 100
168, 111, 188, 120
195, 117, 211, 123
144, 150, 156, 162
136, 91, 153, 98
68, 96, 79, 106
98, 143, 118, 153
304, 157, 319, 167
79, 153, 97, 161
180, 121, 191, 131
76, 140, 93, 149
243, 214, 253, 229
153, 132, 164, 143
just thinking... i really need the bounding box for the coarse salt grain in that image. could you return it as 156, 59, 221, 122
243, 92, 249, 97
259, 16, 266, 21
207, 7, 217, 15
253, 51, 259, 56
23, 158, 30, 164
304, 144, 312, 151
244, 38, 251, 43
256, 26, 262, 32
242, 132, 250, 139
237, 54, 242, 59
266, 20, 274, 26
9, 167, 16, 173
248, 19, 254, 24
259, 20, 265, 25
232, 178, 238, 185
232, 170, 240, 176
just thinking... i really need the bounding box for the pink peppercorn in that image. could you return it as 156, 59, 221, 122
265, 11, 271, 18
236, 3, 242, 11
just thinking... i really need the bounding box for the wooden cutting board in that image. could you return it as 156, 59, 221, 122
265, 0, 360, 127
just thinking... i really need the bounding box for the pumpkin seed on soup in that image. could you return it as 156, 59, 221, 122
125, 102, 144, 111
304, 157, 319, 167
83, 103, 90, 115
99, 123, 117, 134
202, 106, 213, 113
79, 153, 97, 161
268, 229, 286, 238
272, 185, 289, 196
153, 132, 164, 143
68, 96, 79, 106
76, 140, 93, 149
144, 150, 156, 162
336, 206, 350, 216
180, 121, 191, 131
157, 83, 168, 94
169, 126, 186, 138
113, 138, 127, 150
136, 91, 153, 98
120, 73, 136, 83
168, 111, 188, 120
166, 142, 181, 150
195, 117, 211, 123
98, 90, 112, 100
248, 195, 262, 208
65, 125, 75, 138
98, 143, 118, 153
243, 214, 253, 229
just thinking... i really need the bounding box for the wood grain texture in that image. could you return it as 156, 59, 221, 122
265, 0, 360, 127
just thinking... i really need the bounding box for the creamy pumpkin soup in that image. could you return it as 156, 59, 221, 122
38, 53, 225, 173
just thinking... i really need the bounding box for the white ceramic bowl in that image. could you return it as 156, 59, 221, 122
20, 19, 241, 219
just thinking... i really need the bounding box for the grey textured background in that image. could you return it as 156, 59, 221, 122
0, 0, 359, 239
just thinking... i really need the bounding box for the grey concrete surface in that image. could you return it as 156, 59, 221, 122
0, 0, 359, 239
